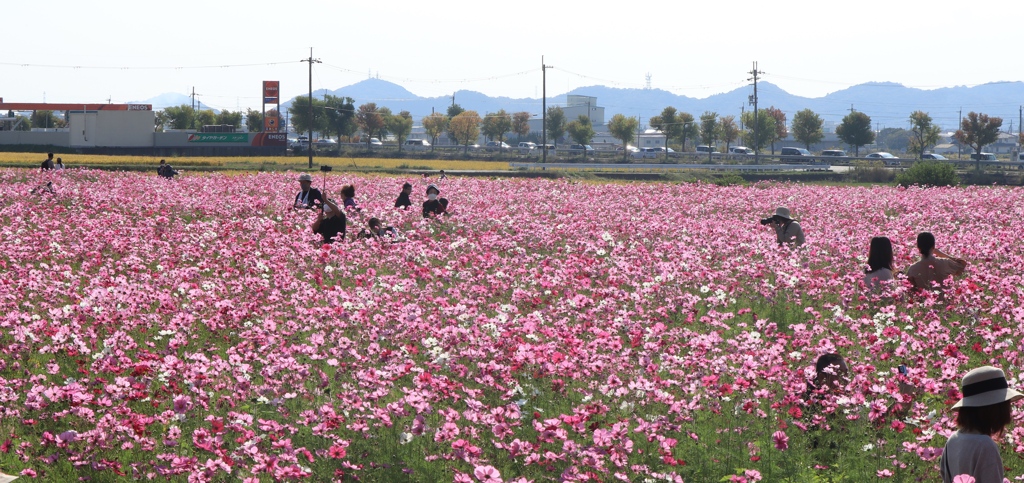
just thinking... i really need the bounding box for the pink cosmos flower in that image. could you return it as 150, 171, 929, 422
772, 430, 788, 450
473, 465, 502, 483
952, 476, 975, 483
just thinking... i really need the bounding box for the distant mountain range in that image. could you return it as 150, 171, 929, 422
138, 79, 1024, 132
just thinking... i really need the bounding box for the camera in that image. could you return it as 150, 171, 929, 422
898, 365, 908, 375
760, 217, 776, 225
320, 165, 333, 172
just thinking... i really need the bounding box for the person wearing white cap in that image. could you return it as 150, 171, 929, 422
761, 207, 805, 247
940, 366, 1023, 483
294, 173, 323, 209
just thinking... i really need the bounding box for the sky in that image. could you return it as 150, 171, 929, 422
4, 0, 1023, 114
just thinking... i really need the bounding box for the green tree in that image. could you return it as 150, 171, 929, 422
566, 115, 595, 158
699, 111, 719, 148
356, 103, 386, 149
765, 106, 787, 154
512, 111, 531, 140
30, 110, 61, 129
953, 111, 1002, 171
791, 109, 824, 150
446, 103, 466, 144
324, 96, 357, 144
13, 115, 31, 131
449, 110, 481, 154
650, 107, 681, 150
162, 105, 198, 130
422, 112, 447, 151
607, 113, 639, 162
288, 97, 327, 137
387, 110, 414, 152
836, 111, 875, 156
245, 109, 263, 132
481, 109, 512, 146
740, 109, 777, 154
215, 110, 243, 128
719, 115, 739, 153
375, 107, 392, 142
196, 110, 217, 128
546, 107, 566, 148
908, 111, 941, 159
877, 128, 911, 153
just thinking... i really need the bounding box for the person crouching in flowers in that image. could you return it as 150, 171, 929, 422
940, 366, 1022, 483
310, 198, 346, 244
422, 184, 448, 218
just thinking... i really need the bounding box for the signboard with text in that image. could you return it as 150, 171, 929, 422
263, 114, 280, 133
187, 133, 249, 143
263, 81, 279, 104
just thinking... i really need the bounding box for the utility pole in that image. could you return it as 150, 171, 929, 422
747, 62, 763, 164
958, 107, 962, 160
740, 105, 745, 131
542, 56, 553, 163
301, 48, 321, 169
850, 104, 855, 113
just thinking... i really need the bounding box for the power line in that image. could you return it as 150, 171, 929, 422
0, 60, 302, 70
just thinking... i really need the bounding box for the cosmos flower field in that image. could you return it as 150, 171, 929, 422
2, 168, 1023, 482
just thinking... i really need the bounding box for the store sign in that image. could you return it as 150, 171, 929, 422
263, 81, 279, 104
187, 133, 248, 143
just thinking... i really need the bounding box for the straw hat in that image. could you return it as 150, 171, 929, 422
774, 207, 794, 220
952, 366, 1023, 409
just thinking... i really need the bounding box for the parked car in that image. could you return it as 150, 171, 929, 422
630, 147, 658, 160
729, 146, 753, 155
616, 145, 639, 153
365, 137, 383, 146
866, 152, 900, 166
517, 142, 537, 154
485, 141, 511, 152
568, 144, 595, 154
314, 139, 337, 149
920, 153, 946, 160
652, 147, 677, 157
780, 147, 813, 157
820, 149, 848, 157
969, 152, 997, 161
696, 145, 719, 154
404, 139, 431, 150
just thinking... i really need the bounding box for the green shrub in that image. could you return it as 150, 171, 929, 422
894, 161, 959, 187
849, 160, 894, 183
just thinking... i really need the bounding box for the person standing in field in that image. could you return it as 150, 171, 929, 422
906, 232, 967, 291
940, 366, 1022, 483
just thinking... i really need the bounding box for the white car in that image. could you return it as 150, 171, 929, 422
630, 147, 659, 160
517, 142, 537, 154
368, 137, 383, 146
404, 139, 431, 151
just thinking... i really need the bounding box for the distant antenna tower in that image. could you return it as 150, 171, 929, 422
645, 73, 652, 90
368, 69, 372, 79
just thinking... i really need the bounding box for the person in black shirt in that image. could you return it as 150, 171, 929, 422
394, 182, 412, 209
294, 173, 323, 209
157, 159, 179, 179
311, 198, 346, 244
357, 217, 398, 240
422, 184, 448, 218
41, 152, 55, 171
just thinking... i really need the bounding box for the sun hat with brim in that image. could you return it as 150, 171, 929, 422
774, 207, 794, 220
426, 184, 440, 195
298, 173, 313, 182
952, 366, 1024, 409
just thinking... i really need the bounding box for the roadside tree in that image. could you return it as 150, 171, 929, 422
512, 111, 531, 140
836, 111, 875, 156
791, 109, 824, 149
719, 115, 740, 153
387, 110, 414, 152
546, 107, 566, 148
324, 96, 357, 144
607, 114, 639, 162
953, 111, 1002, 171
196, 110, 217, 128
908, 110, 941, 159
288, 97, 327, 137
162, 104, 198, 130
356, 103, 386, 149
446, 103, 465, 144
31, 110, 63, 129
245, 109, 263, 132
215, 110, 243, 129
422, 112, 447, 152
481, 109, 513, 146
765, 106, 788, 154
449, 110, 481, 154
566, 115, 595, 159
740, 109, 776, 155
699, 111, 719, 149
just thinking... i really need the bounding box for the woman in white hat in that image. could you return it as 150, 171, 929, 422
767, 207, 805, 247
940, 366, 1023, 483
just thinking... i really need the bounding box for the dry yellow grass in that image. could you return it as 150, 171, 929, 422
0, 152, 509, 171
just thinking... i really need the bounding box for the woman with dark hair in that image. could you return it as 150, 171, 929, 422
340, 184, 360, 212
940, 366, 1022, 483
808, 353, 849, 396
422, 184, 448, 218
862, 236, 894, 288
907, 232, 966, 291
